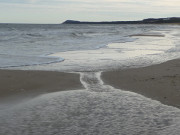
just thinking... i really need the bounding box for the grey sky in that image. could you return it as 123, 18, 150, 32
0, 0, 179, 23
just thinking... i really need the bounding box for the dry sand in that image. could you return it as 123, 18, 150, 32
0, 70, 83, 99
102, 59, 180, 108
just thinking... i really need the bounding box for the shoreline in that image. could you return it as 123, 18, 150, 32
1, 58, 180, 108
102, 59, 180, 108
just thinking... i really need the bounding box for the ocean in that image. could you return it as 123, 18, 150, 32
0, 24, 180, 134
0, 23, 179, 71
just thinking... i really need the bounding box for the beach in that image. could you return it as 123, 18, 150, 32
102, 59, 180, 108
1, 58, 180, 108
0, 70, 83, 100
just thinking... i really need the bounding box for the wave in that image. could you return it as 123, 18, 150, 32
0, 54, 64, 68
70, 32, 85, 38
26, 33, 43, 37
167, 46, 180, 53
1, 23, 179, 71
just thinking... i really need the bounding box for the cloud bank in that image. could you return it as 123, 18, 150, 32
0, 0, 179, 23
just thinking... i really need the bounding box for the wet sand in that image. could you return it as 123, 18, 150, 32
102, 59, 180, 108
0, 70, 83, 99
1, 59, 180, 108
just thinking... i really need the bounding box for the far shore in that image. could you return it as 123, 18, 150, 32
102, 59, 180, 108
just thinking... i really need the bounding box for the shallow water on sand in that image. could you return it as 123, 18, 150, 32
0, 72, 180, 135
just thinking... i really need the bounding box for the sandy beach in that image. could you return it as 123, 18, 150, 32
102, 59, 180, 108
0, 59, 180, 108
0, 70, 83, 99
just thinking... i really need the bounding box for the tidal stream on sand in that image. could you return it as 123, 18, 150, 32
0, 72, 180, 135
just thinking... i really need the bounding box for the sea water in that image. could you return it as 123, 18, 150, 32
0, 23, 180, 70
0, 24, 180, 134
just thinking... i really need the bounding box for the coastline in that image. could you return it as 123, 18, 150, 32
102, 59, 180, 108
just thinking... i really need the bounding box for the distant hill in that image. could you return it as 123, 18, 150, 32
62, 17, 180, 24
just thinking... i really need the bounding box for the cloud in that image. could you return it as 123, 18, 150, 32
2, 0, 180, 15
0, 0, 179, 23
152, 0, 180, 7
2, 0, 180, 7
28, 0, 38, 3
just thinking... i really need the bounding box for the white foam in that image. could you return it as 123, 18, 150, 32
21, 29, 178, 72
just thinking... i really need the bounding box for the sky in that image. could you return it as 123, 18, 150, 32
0, 0, 180, 24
